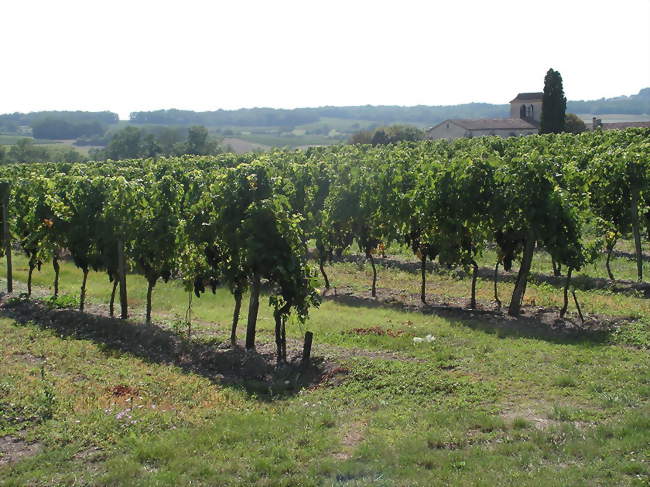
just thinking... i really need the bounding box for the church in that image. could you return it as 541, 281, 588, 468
425, 93, 542, 140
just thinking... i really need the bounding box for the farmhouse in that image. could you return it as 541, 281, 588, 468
425, 92, 542, 140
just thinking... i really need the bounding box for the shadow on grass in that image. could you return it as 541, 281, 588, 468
0, 294, 329, 402
322, 252, 650, 298
323, 289, 621, 347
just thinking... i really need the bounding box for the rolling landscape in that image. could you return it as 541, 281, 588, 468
1, 127, 650, 485
2, 0, 650, 484
1, 88, 649, 157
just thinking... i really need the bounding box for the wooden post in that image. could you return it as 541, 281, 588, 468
368, 253, 377, 297
493, 262, 501, 310
2, 188, 12, 293
117, 240, 128, 319
420, 254, 426, 304
245, 274, 261, 350
560, 267, 573, 318
109, 278, 118, 317
631, 189, 643, 282
231, 289, 243, 346
301, 331, 314, 368
572, 288, 584, 324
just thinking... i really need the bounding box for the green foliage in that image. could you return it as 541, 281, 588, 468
612, 319, 650, 349
39, 294, 80, 310
31, 117, 105, 140
2, 127, 650, 350
97, 125, 225, 160
36, 364, 56, 421
564, 113, 586, 134
348, 124, 424, 145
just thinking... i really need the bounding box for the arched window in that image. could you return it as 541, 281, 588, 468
520, 105, 526, 119
529, 105, 534, 119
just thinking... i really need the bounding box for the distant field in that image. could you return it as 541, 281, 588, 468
296, 117, 379, 132
0, 135, 58, 145
39, 141, 101, 156
578, 113, 650, 124
234, 132, 341, 148
221, 137, 269, 153
296, 117, 430, 132
3, 113, 648, 156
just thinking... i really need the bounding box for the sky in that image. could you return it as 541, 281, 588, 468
2, 0, 649, 119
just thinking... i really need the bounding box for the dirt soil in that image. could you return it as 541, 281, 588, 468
0, 436, 42, 466
0, 294, 341, 397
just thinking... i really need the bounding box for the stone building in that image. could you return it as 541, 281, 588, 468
425, 92, 542, 141
509, 92, 543, 124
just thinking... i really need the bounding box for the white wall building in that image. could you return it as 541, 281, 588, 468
425, 92, 542, 141
425, 118, 538, 140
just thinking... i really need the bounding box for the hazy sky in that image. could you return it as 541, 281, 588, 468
3, 0, 649, 119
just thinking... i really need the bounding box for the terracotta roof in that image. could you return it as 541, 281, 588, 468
449, 118, 538, 130
510, 92, 543, 103
600, 121, 650, 130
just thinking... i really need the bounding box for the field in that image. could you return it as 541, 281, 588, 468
1, 242, 649, 486
225, 133, 342, 149
578, 114, 650, 124
2, 130, 650, 485
0, 135, 59, 146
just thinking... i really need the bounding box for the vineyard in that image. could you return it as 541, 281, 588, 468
1, 129, 650, 485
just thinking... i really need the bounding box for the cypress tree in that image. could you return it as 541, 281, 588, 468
540, 68, 567, 134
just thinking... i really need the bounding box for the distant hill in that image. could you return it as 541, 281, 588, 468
1, 89, 647, 151
129, 103, 510, 128
127, 88, 650, 129
567, 88, 650, 115
0, 111, 119, 139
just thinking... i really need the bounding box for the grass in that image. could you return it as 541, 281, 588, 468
1, 254, 649, 485
325, 259, 650, 325
382, 238, 650, 284
0, 135, 59, 145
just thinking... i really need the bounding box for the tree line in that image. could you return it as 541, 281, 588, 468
89, 125, 227, 160
1, 128, 648, 362
0, 111, 119, 140
128, 89, 649, 128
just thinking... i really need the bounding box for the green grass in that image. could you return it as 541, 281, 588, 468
1, 254, 649, 485
382, 238, 650, 283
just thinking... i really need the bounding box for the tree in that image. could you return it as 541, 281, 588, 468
349, 125, 424, 146
564, 113, 586, 134
131, 174, 182, 324
11, 177, 61, 297
56, 176, 106, 311
348, 129, 373, 145
185, 126, 210, 155
183, 126, 221, 156
588, 143, 648, 282
491, 150, 579, 316
104, 126, 144, 160
7, 138, 48, 163
541, 68, 567, 134
431, 157, 494, 309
